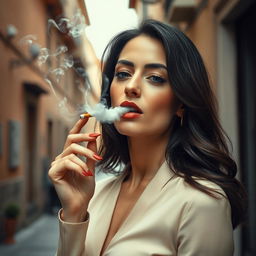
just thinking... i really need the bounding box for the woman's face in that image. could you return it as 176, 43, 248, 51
110, 35, 179, 138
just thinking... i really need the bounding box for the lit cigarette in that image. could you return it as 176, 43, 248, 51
80, 113, 92, 119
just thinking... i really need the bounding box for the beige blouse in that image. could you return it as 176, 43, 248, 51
56, 161, 234, 256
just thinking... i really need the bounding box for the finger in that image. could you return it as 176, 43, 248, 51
67, 154, 94, 176
49, 159, 86, 181
52, 154, 87, 170
64, 133, 101, 149
61, 143, 99, 162
63, 154, 89, 172
61, 157, 93, 177
69, 118, 89, 135
86, 140, 99, 173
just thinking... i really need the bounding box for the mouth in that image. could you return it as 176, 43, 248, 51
120, 101, 143, 114
120, 101, 143, 119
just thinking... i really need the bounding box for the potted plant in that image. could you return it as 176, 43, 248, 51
4, 203, 20, 244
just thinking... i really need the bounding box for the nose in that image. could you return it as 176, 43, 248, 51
124, 76, 141, 98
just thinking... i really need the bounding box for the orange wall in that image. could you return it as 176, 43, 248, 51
0, 0, 75, 180
0, 0, 78, 227
0, 0, 48, 180
185, 0, 217, 91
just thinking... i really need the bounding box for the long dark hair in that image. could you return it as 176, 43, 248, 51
98, 19, 247, 228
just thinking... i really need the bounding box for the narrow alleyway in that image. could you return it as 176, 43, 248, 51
0, 214, 59, 256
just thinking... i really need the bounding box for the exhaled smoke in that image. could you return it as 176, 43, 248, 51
61, 55, 74, 69
77, 72, 130, 123
48, 9, 86, 38
45, 78, 57, 97
80, 103, 130, 124
18, 9, 130, 124
38, 45, 68, 66
37, 48, 49, 65
49, 68, 65, 83
53, 45, 68, 56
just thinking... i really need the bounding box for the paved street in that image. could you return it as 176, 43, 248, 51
0, 214, 59, 256
0, 174, 110, 256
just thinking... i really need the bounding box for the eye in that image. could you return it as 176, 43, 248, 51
114, 71, 131, 80
147, 75, 166, 84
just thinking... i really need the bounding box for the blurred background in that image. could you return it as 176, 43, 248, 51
0, 0, 255, 255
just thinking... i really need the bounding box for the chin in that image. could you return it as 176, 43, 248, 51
114, 122, 145, 137
114, 118, 172, 139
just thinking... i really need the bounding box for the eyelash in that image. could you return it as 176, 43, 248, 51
114, 71, 166, 84
148, 75, 166, 84
115, 71, 131, 80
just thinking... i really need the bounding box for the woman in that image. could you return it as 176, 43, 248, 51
49, 19, 247, 256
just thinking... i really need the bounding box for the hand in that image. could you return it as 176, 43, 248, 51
48, 118, 101, 222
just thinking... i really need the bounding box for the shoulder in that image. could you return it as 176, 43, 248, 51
168, 174, 231, 213
173, 176, 231, 220
174, 177, 234, 255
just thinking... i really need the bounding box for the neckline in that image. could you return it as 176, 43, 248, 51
100, 160, 175, 255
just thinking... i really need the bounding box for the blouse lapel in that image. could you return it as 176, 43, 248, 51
106, 161, 174, 251
87, 172, 126, 256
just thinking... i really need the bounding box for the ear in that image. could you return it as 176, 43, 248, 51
176, 104, 184, 118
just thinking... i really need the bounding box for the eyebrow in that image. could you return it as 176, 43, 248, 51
116, 59, 167, 71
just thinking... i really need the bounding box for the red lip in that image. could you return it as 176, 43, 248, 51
120, 101, 143, 113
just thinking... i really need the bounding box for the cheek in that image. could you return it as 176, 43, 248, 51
149, 89, 176, 115
145, 89, 178, 134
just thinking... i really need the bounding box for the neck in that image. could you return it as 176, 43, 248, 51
126, 133, 169, 188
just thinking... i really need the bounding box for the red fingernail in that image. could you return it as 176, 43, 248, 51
93, 153, 103, 160
82, 171, 90, 177
89, 133, 101, 138
82, 170, 94, 177
87, 170, 94, 176
82, 171, 89, 176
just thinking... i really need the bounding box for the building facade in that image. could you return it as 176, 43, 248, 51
0, 0, 93, 241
